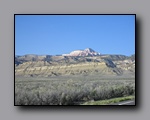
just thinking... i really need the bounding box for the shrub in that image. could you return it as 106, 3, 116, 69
15, 78, 135, 105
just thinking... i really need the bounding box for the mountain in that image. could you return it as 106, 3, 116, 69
15, 49, 135, 77
62, 48, 100, 56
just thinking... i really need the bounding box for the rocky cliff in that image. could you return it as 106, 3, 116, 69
15, 53, 135, 77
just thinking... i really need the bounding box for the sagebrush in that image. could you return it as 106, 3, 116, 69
15, 78, 135, 105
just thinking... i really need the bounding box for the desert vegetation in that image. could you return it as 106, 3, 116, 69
15, 76, 135, 105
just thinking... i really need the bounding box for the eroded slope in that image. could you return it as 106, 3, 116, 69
15, 55, 135, 77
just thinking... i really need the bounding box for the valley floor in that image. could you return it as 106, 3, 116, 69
15, 75, 135, 105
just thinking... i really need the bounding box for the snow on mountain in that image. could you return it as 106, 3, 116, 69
62, 48, 100, 56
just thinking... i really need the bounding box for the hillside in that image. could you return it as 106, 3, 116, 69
15, 49, 135, 77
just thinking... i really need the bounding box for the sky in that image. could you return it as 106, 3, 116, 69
15, 15, 135, 56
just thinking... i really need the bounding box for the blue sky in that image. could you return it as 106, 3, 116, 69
15, 15, 135, 56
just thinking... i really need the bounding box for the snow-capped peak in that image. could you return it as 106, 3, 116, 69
84, 48, 95, 52
62, 48, 100, 56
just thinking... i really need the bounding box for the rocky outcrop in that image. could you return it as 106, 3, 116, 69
15, 61, 123, 77
15, 49, 135, 77
62, 48, 100, 56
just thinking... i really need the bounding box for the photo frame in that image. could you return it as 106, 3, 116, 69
14, 14, 136, 106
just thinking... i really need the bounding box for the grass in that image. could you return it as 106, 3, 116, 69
81, 96, 135, 105
15, 76, 135, 105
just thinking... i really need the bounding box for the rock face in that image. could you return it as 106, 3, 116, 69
15, 49, 135, 77
62, 48, 100, 56
15, 61, 122, 77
